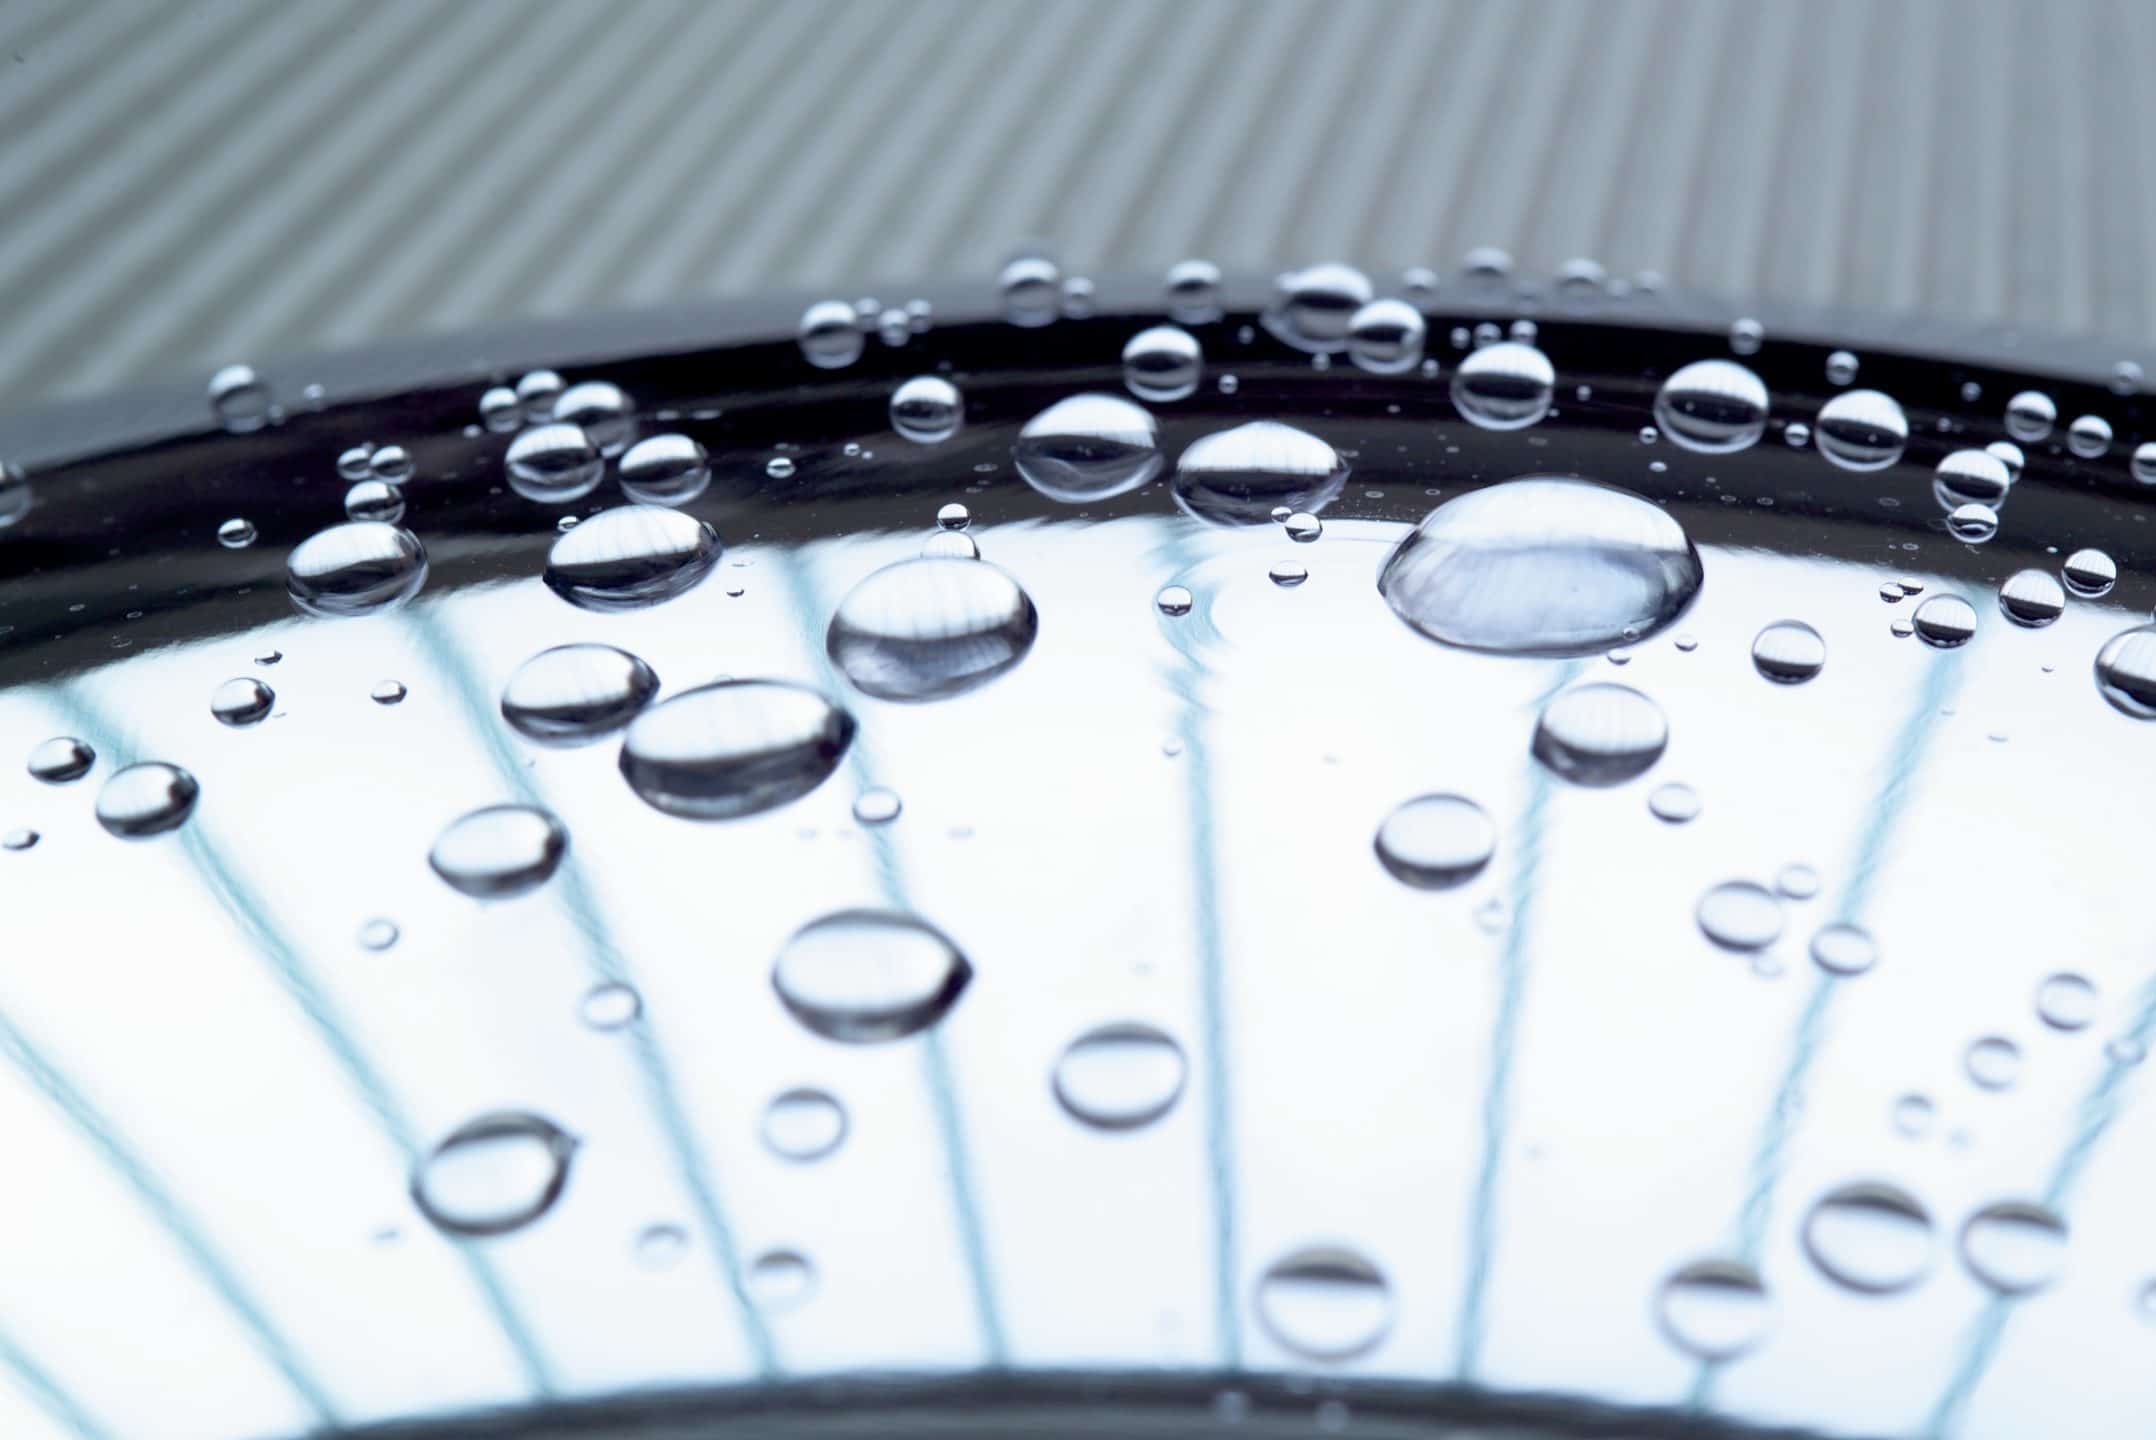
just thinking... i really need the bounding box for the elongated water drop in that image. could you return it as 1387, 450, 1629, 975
543, 505, 720, 611
411, 1113, 577, 1239
620, 680, 854, 819
826, 557, 1039, 702
772, 909, 971, 1042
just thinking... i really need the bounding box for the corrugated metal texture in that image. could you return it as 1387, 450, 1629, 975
0, 0, 2148, 413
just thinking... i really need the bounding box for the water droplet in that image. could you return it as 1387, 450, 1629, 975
1751, 620, 1826, 684
285, 521, 428, 619
543, 505, 720, 612
772, 909, 970, 1042
852, 786, 902, 825
1982, 441, 2024, 485
918, 530, 980, 561
2066, 414, 2112, 458
1965, 1035, 2021, 1091
761, 1087, 848, 1162
1346, 298, 1426, 375
499, 643, 659, 746
1053, 1022, 1187, 1131
358, 918, 399, 951
1697, 880, 1784, 951
2128, 442, 2156, 486
1382, 478, 1701, 656
208, 363, 272, 432
211, 676, 275, 727
1893, 1094, 1935, 1138
428, 804, 566, 898
621, 680, 854, 819
506, 423, 605, 504
2004, 390, 2055, 442
515, 369, 565, 421
2094, 626, 2156, 717
748, 1248, 816, 1310
1653, 360, 1768, 453
1165, 258, 1223, 323
999, 252, 1062, 328
634, 1223, 687, 1270
336, 444, 376, 482
933, 502, 971, 532
1373, 791, 1499, 888
1156, 584, 1194, 617
766, 455, 796, 480
1729, 318, 1764, 356
1959, 1202, 2067, 1295
217, 517, 257, 549
826, 557, 1038, 702
2035, 972, 2098, 1031
1911, 594, 1977, 648
878, 305, 912, 345
1946, 502, 1999, 543
1265, 263, 1373, 352
1802, 1182, 1934, 1294
1815, 390, 1909, 471
0, 462, 28, 529
367, 445, 414, 484
479, 386, 521, 433
1122, 326, 1203, 403
27, 736, 94, 783
1529, 683, 1668, 786
619, 433, 711, 506
366, 680, 408, 709
1013, 393, 1163, 502
1648, 782, 1700, 823
2061, 548, 2116, 597
3, 828, 38, 851
411, 1112, 576, 1239
1825, 350, 1859, 385
884, 375, 964, 444
1775, 863, 1820, 900
1450, 341, 1555, 430
1281, 512, 1323, 545
1934, 448, 2013, 508
1255, 1246, 1393, 1361
341, 479, 404, 526
1809, 923, 1877, 976
1656, 1259, 1769, 1360
579, 981, 642, 1031
1997, 569, 2065, 628
798, 299, 866, 369
550, 381, 635, 458
94, 762, 199, 838
1173, 420, 1347, 525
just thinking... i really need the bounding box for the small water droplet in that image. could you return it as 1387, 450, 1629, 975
621, 680, 854, 819
2061, 548, 2116, 597
761, 1087, 848, 1161
1156, 584, 1194, 617
1775, 863, 1820, 900
515, 369, 565, 421
1532, 683, 1668, 785
1165, 258, 1223, 323
2066, 414, 2112, 458
1809, 923, 1877, 976
766, 455, 796, 480
1751, 620, 1826, 683
579, 981, 642, 1031
1173, 420, 1346, 525
826, 557, 1038, 702
619, 433, 711, 506
1815, 390, 1909, 471
852, 787, 902, 825
1268, 560, 1308, 587
211, 676, 275, 727
1934, 448, 2012, 508
1264, 263, 1373, 352
1802, 1182, 1934, 1294
1654, 360, 1768, 453
2035, 972, 2098, 1031
1911, 594, 1977, 648
1964, 1035, 2022, 1091
1998, 569, 2065, 627
1697, 880, 1784, 951
3, 828, 38, 851
1346, 298, 1426, 375
1648, 782, 1700, 823
428, 804, 567, 898
1373, 793, 1496, 889
549, 382, 635, 458
2004, 390, 2056, 442
506, 423, 605, 504
286, 522, 427, 618
1053, 1022, 1188, 1130
1255, 1246, 1393, 1361
800, 298, 867, 366
366, 445, 413, 485
1283, 512, 1323, 544
1122, 326, 1204, 402
748, 1248, 816, 1310
999, 252, 1062, 328
543, 505, 720, 612
1011, 393, 1162, 503
358, 917, 399, 951
633, 1222, 687, 1270
1729, 318, 1764, 356
890, 376, 966, 443
411, 1112, 576, 1239
1451, 341, 1555, 430
1825, 350, 1859, 385
1892, 1094, 1935, 1138
1946, 503, 1999, 543
217, 516, 257, 549
1656, 1259, 1769, 1360
1959, 1202, 2066, 1295
208, 363, 272, 432
27, 736, 94, 783
479, 386, 522, 432
500, 643, 659, 745
0, 462, 29, 529
772, 909, 970, 1042
2094, 625, 2156, 717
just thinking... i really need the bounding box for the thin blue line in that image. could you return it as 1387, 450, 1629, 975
0, 1307, 115, 1440
405, 610, 779, 1376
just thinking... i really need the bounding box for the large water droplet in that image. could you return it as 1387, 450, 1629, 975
1122, 326, 1203, 403
1532, 683, 1668, 784
1959, 1202, 2067, 1295
2004, 390, 2056, 442
1012, 393, 1163, 502
505, 423, 605, 504
1653, 360, 1768, 453
1908, 594, 1976, 649
618, 433, 711, 506
1379, 478, 1700, 656
1173, 420, 1347, 525
620, 680, 854, 819
1264, 263, 1373, 352
1934, 448, 2013, 509
1697, 880, 1784, 951
772, 909, 971, 1042
1656, 1259, 1770, 1360
553, 381, 636, 457
1998, 569, 2065, 627
211, 676, 275, 727
826, 557, 1039, 702
428, 804, 567, 898
1345, 299, 1426, 375
94, 762, 199, 838
543, 505, 720, 612
208, 363, 273, 432
2094, 625, 2156, 717
1052, 1022, 1187, 1131
1809, 922, 1877, 976
501, 643, 660, 745
1373, 793, 1496, 890
762, 1087, 848, 1162
1255, 1246, 1393, 1361
2061, 548, 2116, 597
2035, 972, 2098, 1031
1751, 620, 1825, 683
799, 299, 865, 368
27, 736, 94, 783
1451, 341, 1555, 430
1802, 1182, 1934, 1294
1814, 390, 1908, 471
286, 522, 428, 617
411, 1112, 577, 1239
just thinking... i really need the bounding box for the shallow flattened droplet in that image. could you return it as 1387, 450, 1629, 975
501, 643, 660, 745
3, 828, 38, 851
1998, 569, 2065, 627
411, 1112, 577, 1239
762, 1087, 848, 1162
1268, 561, 1308, 587
1155, 584, 1194, 617
2061, 548, 2116, 598
579, 981, 642, 1031
371, 679, 407, 705
1946, 503, 1998, 543
1751, 620, 1826, 683
2035, 972, 2098, 1031
1265, 263, 1373, 352
211, 676, 275, 727
1122, 326, 1203, 403
94, 762, 199, 838
1451, 341, 1556, 430
1775, 863, 1820, 900
1809, 922, 1878, 976
772, 909, 970, 1043
919, 530, 979, 560
343, 479, 405, 524
1934, 448, 2012, 509
1380, 478, 1701, 656
287, 521, 428, 618
1959, 1202, 2067, 1295
1892, 1094, 1935, 1138
1284, 511, 1322, 543
1802, 1182, 1934, 1294
1697, 880, 1784, 951
1165, 258, 1223, 323
635, 1223, 687, 1270
217, 517, 257, 549
1815, 389, 1908, 471
1648, 782, 1700, 823
2094, 626, 2156, 718
358, 917, 399, 951
1373, 793, 1496, 890
851, 786, 901, 825
1653, 360, 1768, 453
1345, 298, 1426, 375
2067, 414, 2111, 458
208, 363, 272, 432
1532, 683, 1668, 785
620, 680, 855, 820
505, 423, 605, 504
1911, 594, 1977, 648
618, 433, 711, 506
1173, 420, 1347, 525
826, 557, 1038, 703
1964, 1035, 2022, 1091
27, 735, 94, 783
1656, 1259, 1769, 1361
748, 1249, 817, 1311
888, 375, 965, 443
428, 804, 567, 899
1013, 393, 1163, 503
1052, 1022, 1187, 1131
1255, 1246, 1393, 1361
2004, 390, 2055, 442
551, 381, 635, 458
543, 505, 720, 612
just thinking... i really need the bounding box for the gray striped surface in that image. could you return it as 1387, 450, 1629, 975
0, 0, 2150, 414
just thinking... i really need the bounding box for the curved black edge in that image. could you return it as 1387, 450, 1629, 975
306, 1370, 1877, 1440
2, 271, 2149, 473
